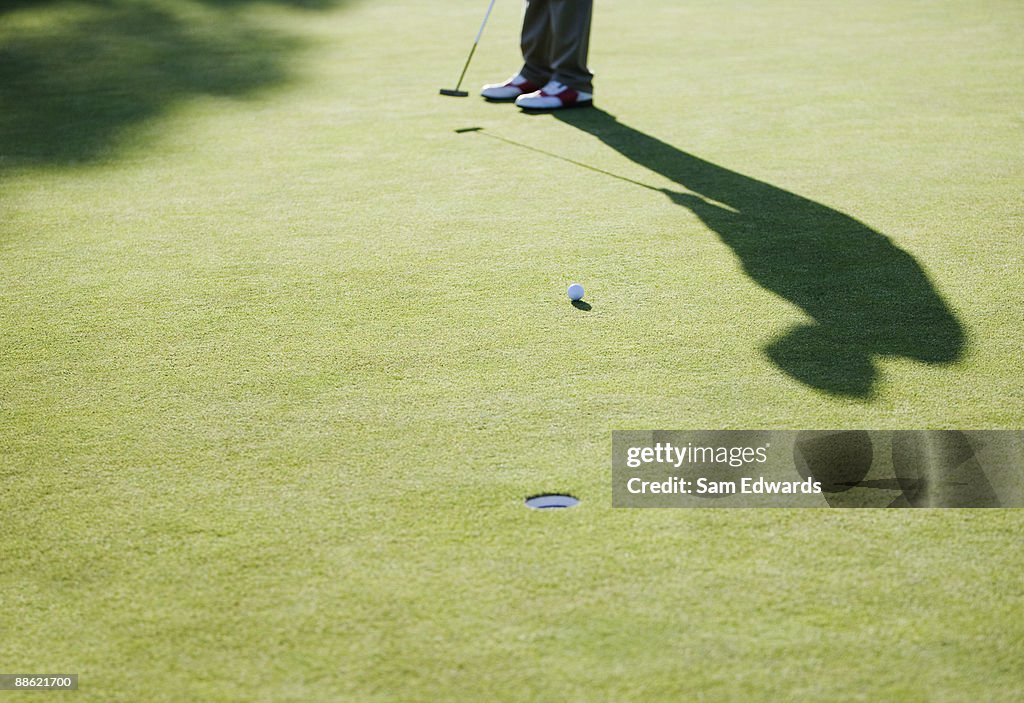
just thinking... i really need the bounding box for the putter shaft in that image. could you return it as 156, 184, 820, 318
441, 0, 497, 97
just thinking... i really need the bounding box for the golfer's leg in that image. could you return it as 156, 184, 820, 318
548, 0, 593, 93
520, 0, 553, 86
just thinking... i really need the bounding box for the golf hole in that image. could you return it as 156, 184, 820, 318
525, 494, 580, 509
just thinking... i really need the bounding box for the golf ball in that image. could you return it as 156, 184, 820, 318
567, 283, 585, 301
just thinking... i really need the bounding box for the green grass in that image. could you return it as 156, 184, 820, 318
2, 0, 1023, 700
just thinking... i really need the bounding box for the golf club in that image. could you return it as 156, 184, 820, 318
440, 0, 498, 97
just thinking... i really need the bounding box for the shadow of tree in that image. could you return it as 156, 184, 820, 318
552, 108, 966, 397
0, 0, 348, 173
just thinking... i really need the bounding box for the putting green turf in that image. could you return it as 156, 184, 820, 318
2, 0, 1023, 700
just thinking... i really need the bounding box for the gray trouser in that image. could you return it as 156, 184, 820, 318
519, 0, 594, 93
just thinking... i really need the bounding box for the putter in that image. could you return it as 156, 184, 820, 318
440, 0, 498, 97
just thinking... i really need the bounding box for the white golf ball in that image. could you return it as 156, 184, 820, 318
567, 283, 585, 301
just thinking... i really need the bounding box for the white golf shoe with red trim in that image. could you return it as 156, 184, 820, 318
514, 80, 593, 110
480, 74, 543, 102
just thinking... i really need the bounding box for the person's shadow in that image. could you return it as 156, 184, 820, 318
550, 108, 966, 397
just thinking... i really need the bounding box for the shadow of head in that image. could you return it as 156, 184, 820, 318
793, 430, 1000, 507
546, 108, 966, 397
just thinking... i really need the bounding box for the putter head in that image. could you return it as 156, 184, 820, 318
440, 89, 470, 97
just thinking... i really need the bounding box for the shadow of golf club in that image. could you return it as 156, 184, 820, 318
524, 108, 967, 397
